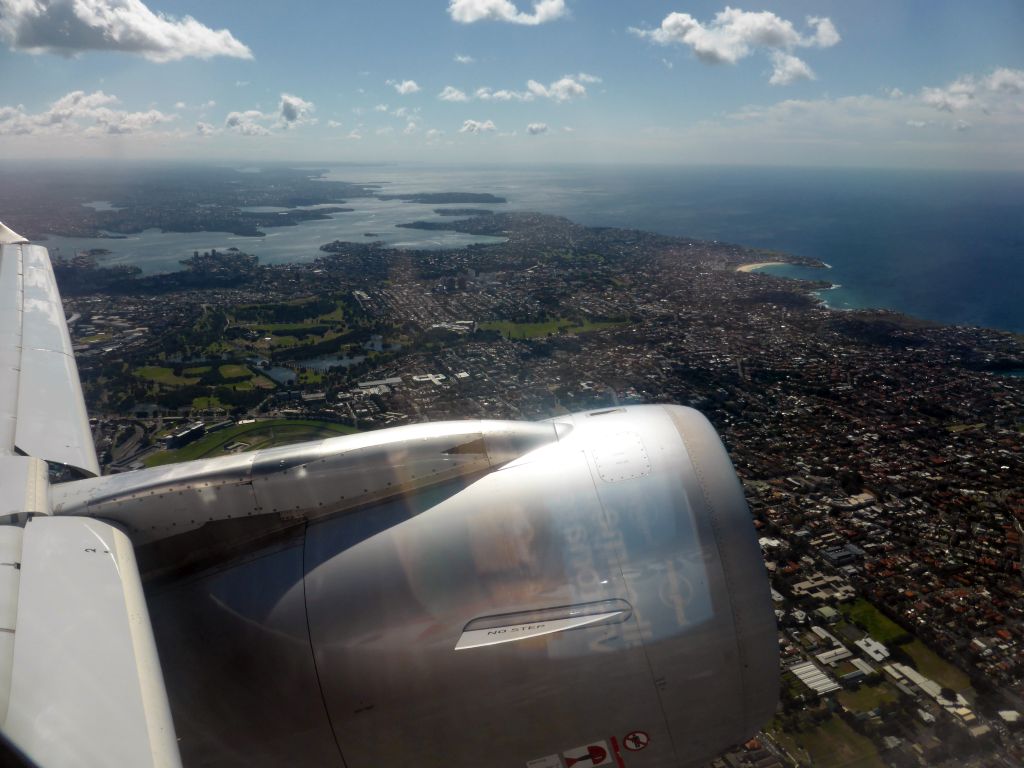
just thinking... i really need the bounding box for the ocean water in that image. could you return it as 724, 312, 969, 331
39, 164, 1024, 333
324, 164, 1024, 333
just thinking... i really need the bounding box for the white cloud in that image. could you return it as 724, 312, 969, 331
51, 89, 118, 114
0, 0, 252, 62
476, 86, 532, 101
954, 119, 972, 132
373, 104, 389, 112
195, 121, 216, 136
327, 119, 343, 128
526, 75, 588, 101
887, 87, 904, 99
439, 86, 469, 102
448, 0, 566, 26
278, 93, 314, 127
225, 110, 270, 136
921, 77, 975, 112
985, 67, 1024, 94
426, 128, 444, 140
403, 121, 419, 134
0, 89, 175, 135
387, 79, 420, 95
102, 107, 171, 133
459, 73, 597, 103
631, 8, 838, 83
223, 94, 314, 134
562, 125, 574, 132
459, 118, 496, 134
905, 120, 928, 128
454, 53, 474, 64
376, 126, 394, 136
174, 100, 185, 109
806, 16, 840, 48
346, 129, 362, 140
235, 80, 250, 87
769, 51, 814, 86
527, 122, 548, 135
919, 68, 1024, 114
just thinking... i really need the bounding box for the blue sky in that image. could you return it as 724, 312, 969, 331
1, 0, 1022, 168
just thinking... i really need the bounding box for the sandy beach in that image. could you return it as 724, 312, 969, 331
736, 261, 786, 273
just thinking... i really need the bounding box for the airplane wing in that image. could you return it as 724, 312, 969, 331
0, 227, 180, 767
0, 227, 99, 479
1, 224, 778, 768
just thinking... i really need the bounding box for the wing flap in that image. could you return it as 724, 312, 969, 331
0, 239, 98, 477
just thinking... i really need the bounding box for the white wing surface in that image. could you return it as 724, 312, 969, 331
0, 226, 98, 477
3, 516, 180, 768
0, 224, 180, 767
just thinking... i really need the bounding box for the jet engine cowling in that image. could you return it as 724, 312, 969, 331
142, 405, 777, 767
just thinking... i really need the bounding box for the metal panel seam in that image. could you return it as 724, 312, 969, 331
301, 523, 349, 768
669, 409, 755, 731
577, 428, 683, 766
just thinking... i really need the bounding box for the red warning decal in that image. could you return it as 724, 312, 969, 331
623, 730, 650, 752
563, 741, 613, 767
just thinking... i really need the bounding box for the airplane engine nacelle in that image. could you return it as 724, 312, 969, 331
143, 405, 778, 768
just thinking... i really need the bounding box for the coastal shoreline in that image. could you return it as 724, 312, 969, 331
736, 261, 787, 273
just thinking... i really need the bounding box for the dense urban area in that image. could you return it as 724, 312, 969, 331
9, 168, 1024, 768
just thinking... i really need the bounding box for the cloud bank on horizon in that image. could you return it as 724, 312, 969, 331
921, 68, 1024, 112
0, 0, 252, 61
